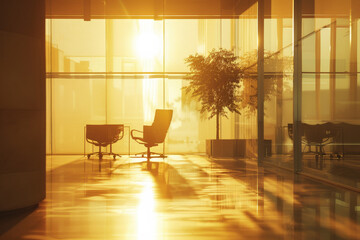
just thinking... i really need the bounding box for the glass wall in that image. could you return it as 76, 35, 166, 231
263, 1, 294, 168
300, 0, 360, 189
260, 1, 360, 189
46, 17, 258, 155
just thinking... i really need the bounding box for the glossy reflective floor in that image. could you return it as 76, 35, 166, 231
265, 154, 360, 190
1, 155, 360, 240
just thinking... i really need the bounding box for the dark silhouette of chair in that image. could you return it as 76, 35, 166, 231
302, 123, 332, 157
86, 124, 124, 170
288, 123, 339, 159
131, 109, 173, 164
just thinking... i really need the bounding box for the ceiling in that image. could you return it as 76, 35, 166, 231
45, 0, 360, 19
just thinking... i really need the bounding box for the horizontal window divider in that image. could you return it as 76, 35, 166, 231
302, 72, 360, 75
47, 72, 188, 79
46, 71, 359, 79
47, 72, 188, 74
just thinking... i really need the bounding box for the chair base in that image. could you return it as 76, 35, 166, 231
87, 152, 121, 160
303, 144, 343, 160
133, 151, 166, 159
131, 147, 167, 170
87, 145, 121, 171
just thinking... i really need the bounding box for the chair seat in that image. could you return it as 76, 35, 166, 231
145, 143, 158, 148
86, 124, 124, 171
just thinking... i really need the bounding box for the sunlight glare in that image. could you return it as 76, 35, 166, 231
137, 181, 157, 240
135, 20, 161, 60
135, 20, 161, 123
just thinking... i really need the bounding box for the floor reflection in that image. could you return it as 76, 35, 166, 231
137, 181, 156, 240
265, 154, 360, 191
0, 155, 359, 239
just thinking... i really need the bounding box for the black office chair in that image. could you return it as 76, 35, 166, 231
86, 124, 124, 170
288, 123, 337, 160
131, 109, 173, 164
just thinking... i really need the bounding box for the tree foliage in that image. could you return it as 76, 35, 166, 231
237, 50, 293, 115
184, 49, 242, 139
184, 48, 242, 119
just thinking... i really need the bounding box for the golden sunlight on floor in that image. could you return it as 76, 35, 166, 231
1, 155, 360, 240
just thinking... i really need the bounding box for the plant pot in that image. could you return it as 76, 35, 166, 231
206, 139, 271, 158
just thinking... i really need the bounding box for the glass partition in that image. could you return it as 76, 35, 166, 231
233, 3, 259, 158
300, 0, 360, 189
263, 1, 294, 168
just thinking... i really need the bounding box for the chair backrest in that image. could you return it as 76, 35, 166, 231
145, 109, 173, 144
86, 124, 124, 146
303, 123, 324, 143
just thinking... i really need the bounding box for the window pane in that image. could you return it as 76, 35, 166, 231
52, 78, 106, 154
48, 19, 106, 72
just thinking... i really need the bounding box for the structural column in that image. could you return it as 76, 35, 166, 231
330, 19, 336, 120
0, 0, 46, 211
257, 0, 265, 164
350, 0, 358, 118
275, 18, 284, 154
315, 30, 321, 120
293, 0, 302, 172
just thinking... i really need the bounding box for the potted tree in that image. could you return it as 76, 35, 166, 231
184, 48, 242, 157
184, 48, 289, 158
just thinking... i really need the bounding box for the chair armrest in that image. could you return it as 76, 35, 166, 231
131, 129, 143, 139
86, 138, 96, 145
131, 129, 146, 144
